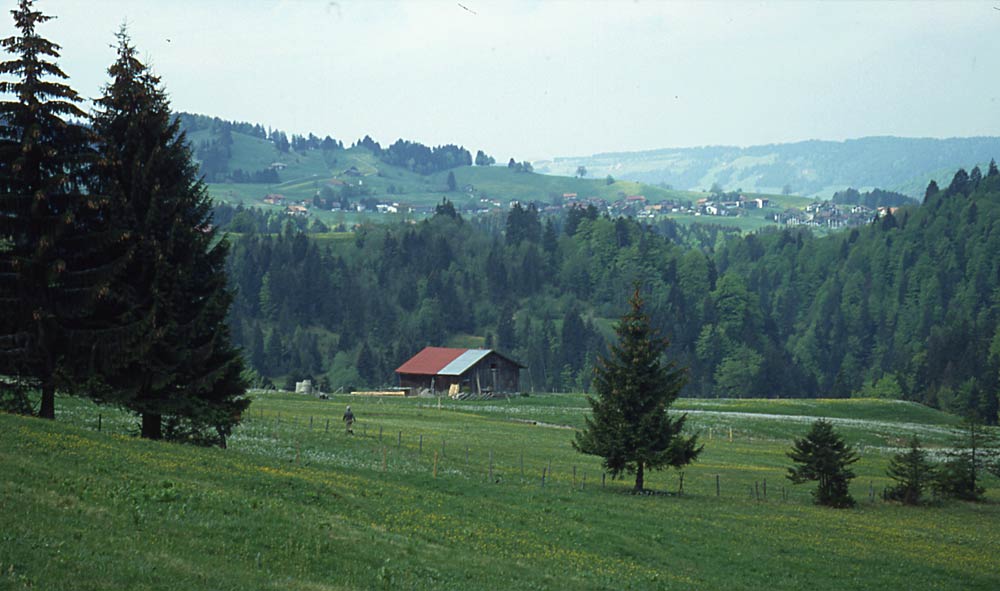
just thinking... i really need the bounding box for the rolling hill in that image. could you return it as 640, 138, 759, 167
178, 113, 806, 233
536, 136, 1000, 198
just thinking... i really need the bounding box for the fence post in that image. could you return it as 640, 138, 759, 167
541, 467, 546, 488
716, 474, 720, 497
398, 431, 402, 448
309, 416, 313, 429
378, 426, 382, 442
98, 414, 102, 433
602, 472, 606, 488
442, 439, 446, 458
489, 449, 494, 482
763, 478, 767, 500
419, 434, 423, 455
433, 452, 439, 478
679, 472, 684, 496
754, 482, 760, 501
325, 418, 329, 433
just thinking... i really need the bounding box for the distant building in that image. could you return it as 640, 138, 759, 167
395, 347, 524, 397
263, 193, 285, 205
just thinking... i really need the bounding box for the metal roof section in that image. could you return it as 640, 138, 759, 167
437, 349, 492, 376
395, 347, 467, 375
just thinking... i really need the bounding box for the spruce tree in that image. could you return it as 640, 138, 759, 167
933, 419, 999, 501
0, 0, 127, 418
90, 30, 247, 443
787, 419, 859, 508
574, 284, 701, 492
885, 436, 935, 505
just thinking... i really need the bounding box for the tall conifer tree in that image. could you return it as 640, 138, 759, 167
91, 29, 248, 443
0, 0, 126, 418
574, 284, 701, 491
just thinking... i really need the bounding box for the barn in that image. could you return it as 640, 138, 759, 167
395, 347, 524, 397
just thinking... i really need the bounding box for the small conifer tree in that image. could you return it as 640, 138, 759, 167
787, 419, 859, 508
885, 436, 935, 505
933, 419, 999, 501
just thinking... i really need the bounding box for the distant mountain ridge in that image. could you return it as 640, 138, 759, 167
536, 136, 1000, 198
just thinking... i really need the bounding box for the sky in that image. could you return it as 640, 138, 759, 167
5, 0, 1000, 161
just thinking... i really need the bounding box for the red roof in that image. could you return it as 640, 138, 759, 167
395, 347, 467, 375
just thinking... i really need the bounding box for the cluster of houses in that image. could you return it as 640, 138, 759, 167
693, 195, 770, 217
255, 170, 890, 230
561, 193, 689, 218
263, 194, 310, 217
772, 201, 889, 229
262, 192, 410, 216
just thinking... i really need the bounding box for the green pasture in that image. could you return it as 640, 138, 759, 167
2, 394, 997, 590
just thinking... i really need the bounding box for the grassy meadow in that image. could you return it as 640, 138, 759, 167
2, 393, 997, 590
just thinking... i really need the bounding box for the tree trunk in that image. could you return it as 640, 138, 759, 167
38, 383, 55, 419
141, 413, 163, 440
634, 461, 645, 492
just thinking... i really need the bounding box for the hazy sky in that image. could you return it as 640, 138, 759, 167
5, 0, 1000, 160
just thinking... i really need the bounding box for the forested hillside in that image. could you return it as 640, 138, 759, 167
713, 162, 1000, 419
226, 205, 740, 394
228, 163, 1000, 424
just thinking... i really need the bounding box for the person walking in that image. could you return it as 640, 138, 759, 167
343, 405, 355, 435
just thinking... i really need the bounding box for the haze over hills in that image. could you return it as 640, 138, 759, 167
536, 136, 1000, 198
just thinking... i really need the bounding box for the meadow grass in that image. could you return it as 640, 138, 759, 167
1, 394, 997, 590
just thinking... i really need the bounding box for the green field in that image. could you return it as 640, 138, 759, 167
3, 394, 996, 590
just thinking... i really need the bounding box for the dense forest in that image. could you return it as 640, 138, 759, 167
226, 163, 1000, 424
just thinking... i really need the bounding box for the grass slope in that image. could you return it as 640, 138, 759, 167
3, 395, 996, 590
197, 127, 808, 233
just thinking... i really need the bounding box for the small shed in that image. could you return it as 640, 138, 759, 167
395, 347, 523, 397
